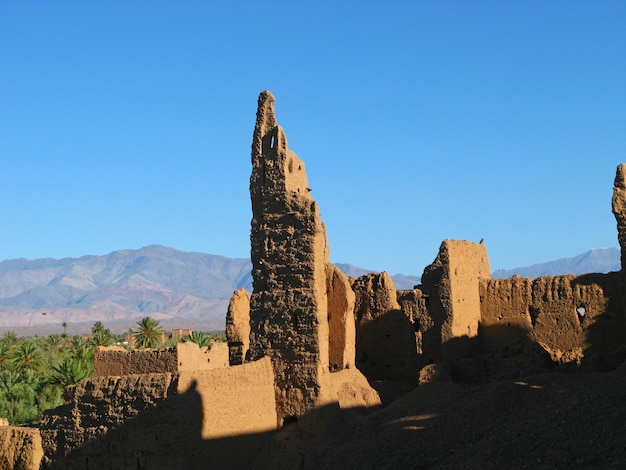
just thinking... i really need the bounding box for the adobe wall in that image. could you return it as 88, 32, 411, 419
0, 426, 43, 470
397, 288, 434, 356
326, 263, 356, 371
40, 357, 277, 469
226, 287, 250, 365
93, 341, 223, 377
171, 328, 192, 339
205, 341, 229, 368
480, 272, 625, 368
420, 240, 491, 363
353, 272, 419, 381
93, 346, 178, 376
478, 276, 534, 350
248, 91, 332, 423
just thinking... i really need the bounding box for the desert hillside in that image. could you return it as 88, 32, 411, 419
0, 246, 617, 336
0, 246, 419, 335
254, 362, 626, 469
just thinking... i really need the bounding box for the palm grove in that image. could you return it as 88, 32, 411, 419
0, 316, 223, 425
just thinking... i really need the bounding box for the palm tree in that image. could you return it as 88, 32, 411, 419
70, 335, 86, 350
50, 357, 91, 387
1, 331, 17, 353
0, 342, 11, 371
0, 369, 19, 390
91, 321, 105, 334
46, 334, 64, 354
90, 329, 114, 347
62, 322, 68, 336
132, 316, 164, 349
10, 342, 44, 372
183, 331, 212, 348
0, 380, 39, 425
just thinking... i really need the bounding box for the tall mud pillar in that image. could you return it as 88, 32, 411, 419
611, 163, 626, 328
248, 91, 331, 424
612, 164, 626, 271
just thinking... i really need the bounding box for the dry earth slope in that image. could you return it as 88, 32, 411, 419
257, 363, 626, 469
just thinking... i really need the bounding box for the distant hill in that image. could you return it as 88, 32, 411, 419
334, 264, 420, 290
0, 246, 252, 335
492, 248, 620, 279
2, 246, 617, 335
0, 246, 419, 335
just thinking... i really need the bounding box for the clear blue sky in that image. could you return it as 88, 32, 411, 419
1, 1, 625, 275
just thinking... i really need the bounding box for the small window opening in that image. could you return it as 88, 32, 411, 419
576, 306, 586, 325
270, 134, 276, 148
283, 415, 298, 426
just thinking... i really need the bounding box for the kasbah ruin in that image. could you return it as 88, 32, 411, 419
2, 91, 626, 469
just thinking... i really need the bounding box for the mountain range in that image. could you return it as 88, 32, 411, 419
0, 245, 619, 335
491, 247, 620, 279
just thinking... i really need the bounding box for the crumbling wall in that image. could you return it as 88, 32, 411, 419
40, 358, 277, 469
420, 240, 491, 363
479, 275, 534, 351
171, 328, 192, 339
0, 426, 43, 470
205, 342, 229, 369
248, 91, 332, 423
93, 342, 219, 377
226, 288, 251, 365
397, 288, 434, 355
326, 263, 356, 371
480, 272, 625, 368
93, 346, 178, 376
353, 272, 419, 381
612, 163, 626, 271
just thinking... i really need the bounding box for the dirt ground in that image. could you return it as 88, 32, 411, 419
257, 362, 626, 469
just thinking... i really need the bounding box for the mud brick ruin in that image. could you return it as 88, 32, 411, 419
244, 91, 377, 423
2, 93, 626, 469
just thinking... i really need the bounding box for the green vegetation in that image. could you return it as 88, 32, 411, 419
0, 330, 71, 425
182, 331, 212, 347
132, 316, 165, 349
0, 319, 226, 425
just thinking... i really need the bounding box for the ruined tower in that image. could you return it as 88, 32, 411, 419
612, 163, 626, 271
248, 91, 332, 422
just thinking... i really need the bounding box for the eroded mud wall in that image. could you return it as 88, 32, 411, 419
40, 358, 277, 469
420, 240, 491, 363
353, 272, 419, 381
480, 273, 625, 368
248, 91, 331, 423
93, 342, 221, 377
326, 263, 356, 371
226, 288, 251, 366
0, 426, 43, 470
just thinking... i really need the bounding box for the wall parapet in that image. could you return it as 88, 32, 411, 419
479, 272, 625, 368
94, 341, 227, 377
